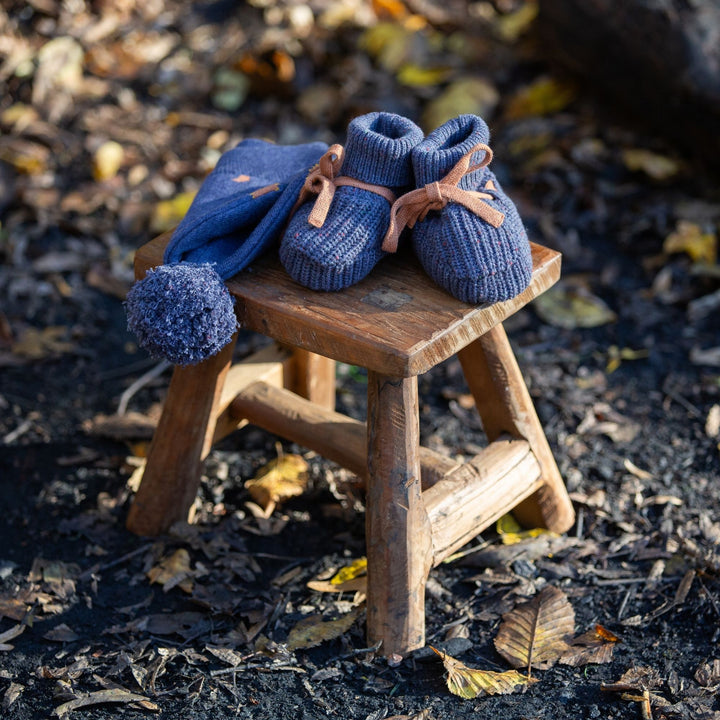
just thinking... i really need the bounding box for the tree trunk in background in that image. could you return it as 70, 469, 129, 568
536, 0, 720, 171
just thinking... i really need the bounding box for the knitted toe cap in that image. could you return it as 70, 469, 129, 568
412, 178, 532, 304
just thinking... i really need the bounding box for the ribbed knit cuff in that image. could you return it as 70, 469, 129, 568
413, 115, 491, 186
341, 112, 424, 188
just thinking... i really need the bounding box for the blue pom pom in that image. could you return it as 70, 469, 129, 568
126, 263, 237, 366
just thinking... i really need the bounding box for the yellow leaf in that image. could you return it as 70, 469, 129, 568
93, 141, 125, 181
244, 453, 308, 512
664, 220, 717, 265
505, 76, 576, 120
150, 191, 197, 233
495, 1, 539, 42
396, 63, 453, 87
331, 557, 367, 584
12, 326, 76, 359
421, 77, 499, 132
359, 22, 415, 72
286, 606, 362, 651
605, 345, 649, 374
0, 140, 50, 175
622, 148, 680, 181
146, 548, 194, 594
431, 647, 538, 699
1, 103, 39, 129
496, 513, 553, 545
533, 282, 616, 329
494, 586, 575, 673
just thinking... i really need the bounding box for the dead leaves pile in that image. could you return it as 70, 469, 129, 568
432, 585, 619, 701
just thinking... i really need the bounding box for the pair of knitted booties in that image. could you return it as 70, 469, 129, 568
280, 112, 532, 305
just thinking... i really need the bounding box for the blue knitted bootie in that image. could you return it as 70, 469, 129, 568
382, 115, 532, 305
280, 112, 424, 291
126, 139, 327, 365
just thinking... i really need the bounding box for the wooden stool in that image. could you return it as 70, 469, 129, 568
126, 233, 575, 657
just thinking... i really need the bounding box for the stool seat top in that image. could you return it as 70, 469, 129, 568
136, 233, 560, 377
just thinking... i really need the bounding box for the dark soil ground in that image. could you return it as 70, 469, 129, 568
1, 2, 720, 719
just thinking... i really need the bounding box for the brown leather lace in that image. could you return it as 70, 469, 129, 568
381, 143, 505, 253
291, 144, 397, 228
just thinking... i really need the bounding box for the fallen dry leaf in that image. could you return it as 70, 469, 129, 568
496, 513, 555, 545
54, 689, 159, 717
694, 659, 720, 691
331, 557, 367, 584
286, 605, 363, 651
43, 623, 80, 643
11, 326, 76, 360
533, 283, 616, 329
244, 453, 308, 514
146, 548, 194, 593
559, 625, 619, 667
150, 191, 196, 233
307, 576, 367, 594
2, 681, 24, 709
505, 76, 576, 120
602, 666, 663, 693
422, 77, 499, 132
664, 220, 717, 265
92, 140, 125, 181
431, 647, 538, 699
622, 148, 680, 181
494, 586, 575, 674
0, 623, 26, 651
0, 596, 31, 622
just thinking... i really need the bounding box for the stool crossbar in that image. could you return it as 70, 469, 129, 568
126, 232, 575, 656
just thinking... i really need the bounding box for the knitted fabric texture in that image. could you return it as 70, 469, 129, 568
126, 263, 237, 366
166, 139, 328, 278
404, 114, 532, 304
279, 112, 424, 291
126, 139, 328, 365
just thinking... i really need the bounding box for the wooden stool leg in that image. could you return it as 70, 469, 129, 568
366, 372, 432, 656
457, 324, 575, 534
290, 348, 336, 411
126, 337, 237, 536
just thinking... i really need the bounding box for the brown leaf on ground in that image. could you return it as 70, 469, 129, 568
694, 659, 720, 691
83, 411, 158, 440
602, 666, 663, 693
306, 576, 368, 594
53, 688, 160, 717
0, 623, 26, 651
286, 605, 363, 651
42, 623, 80, 643
431, 647, 538, 699
494, 585, 575, 674
146, 549, 194, 593
0, 597, 31, 622
11, 326, 76, 360
559, 625, 619, 667
245, 453, 308, 514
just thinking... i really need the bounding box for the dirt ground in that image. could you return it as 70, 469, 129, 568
1, 2, 720, 719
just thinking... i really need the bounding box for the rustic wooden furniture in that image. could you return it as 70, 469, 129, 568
127, 232, 575, 656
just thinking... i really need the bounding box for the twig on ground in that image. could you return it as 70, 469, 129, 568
117, 360, 170, 415
79, 543, 154, 581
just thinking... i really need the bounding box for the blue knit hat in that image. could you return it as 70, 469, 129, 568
279, 112, 424, 291
126, 139, 327, 365
382, 115, 532, 305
